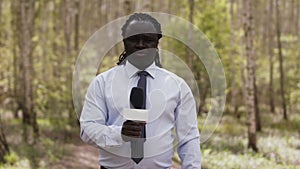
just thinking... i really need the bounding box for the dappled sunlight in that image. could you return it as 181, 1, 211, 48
201, 113, 300, 168
0, 0, 299, 168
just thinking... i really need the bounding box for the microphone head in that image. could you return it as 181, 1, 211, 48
130, 87, 145, 109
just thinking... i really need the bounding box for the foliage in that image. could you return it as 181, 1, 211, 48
3, 152, 18, 165
0, 115, 79, 169
200, 114, 300, 169
0, 0, 299, 168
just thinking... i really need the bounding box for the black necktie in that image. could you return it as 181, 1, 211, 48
137, 71, 148, 109
131, 71, 148, 164
138, 71, 148, 140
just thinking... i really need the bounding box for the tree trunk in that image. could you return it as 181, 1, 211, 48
237, 0, 247, 119
124, 0, 132, 15
41, 0, 48, 82
291, 0, 295, 35
74, 0, 80, 52
11, 1, 20, 118
252, 1, 261, 131
268, 0, 275, 114
187, 0, 194, 70
0, 119, 9, 162
186, 0, 194, 92
0, 0, 2, 42
105, 0, 110, 23
243, 0, 258, 152
17, 0, 39, 142
230, 0, 238, 115
152, 0, 156, 11
63, 0, 77, 125
167, 0, 172, 14
197, 82, 210, 115
275, 0, 288, 120
140, 0, 151, 11
97, 0, 103, 27
0, 1, 10, 159
13, 44, 20, 119
254, 76, 261, 131
296, 0, 299, 36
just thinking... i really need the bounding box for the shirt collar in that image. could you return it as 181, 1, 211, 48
124, 61, 157, 79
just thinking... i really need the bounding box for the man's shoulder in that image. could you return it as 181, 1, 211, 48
95, 65, 123, 80
157, 67, 186, 84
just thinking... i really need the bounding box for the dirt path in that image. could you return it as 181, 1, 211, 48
59, 143, 181, 169
54, 143, 99, 169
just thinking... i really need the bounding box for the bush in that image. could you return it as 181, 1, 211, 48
4, 152, 18, 165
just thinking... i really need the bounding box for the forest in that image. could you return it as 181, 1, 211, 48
0, 0, 299, 168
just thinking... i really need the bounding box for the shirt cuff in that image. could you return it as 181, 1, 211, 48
104, 125, 123, 147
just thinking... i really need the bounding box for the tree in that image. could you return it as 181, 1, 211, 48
74, 0, 80, 52
267, 0, 275, 114
243, 0, 258, 152
10, 0, 21, 119
0, 119, 9, 162
63, 0, 77, 125
254, 76, 261, 131
251, 0, 261, 132
124, 0, 133, 15
296, 0, 300, 36
275, 0, 288, 120
17, 0, 39, 141
187, 0, 194, 69
187, 0, 195, 94
0, 0, 10, 162
229, 0, 238, 115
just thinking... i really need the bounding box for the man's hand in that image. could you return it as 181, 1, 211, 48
121, 120, 146, 142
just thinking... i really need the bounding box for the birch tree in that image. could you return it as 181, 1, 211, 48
243, 0, 258, 152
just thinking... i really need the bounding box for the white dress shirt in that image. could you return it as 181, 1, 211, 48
80, 61, 201, 169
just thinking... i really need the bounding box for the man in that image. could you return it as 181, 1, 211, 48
80, 13, 201, 169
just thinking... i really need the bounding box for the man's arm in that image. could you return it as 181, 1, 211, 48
80, 77, 123, 148
175, 81, 201, 169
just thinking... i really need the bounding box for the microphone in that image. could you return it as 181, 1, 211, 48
123, 87, 148, 121
130, 87, 144, 109
129, 87, 145, 164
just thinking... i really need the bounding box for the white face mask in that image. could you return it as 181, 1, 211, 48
127, 48, 157, 70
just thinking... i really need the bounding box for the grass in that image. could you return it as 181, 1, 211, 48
0, 117, 82, 169
200, 112, 300, 169
1, 110, 300, 168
